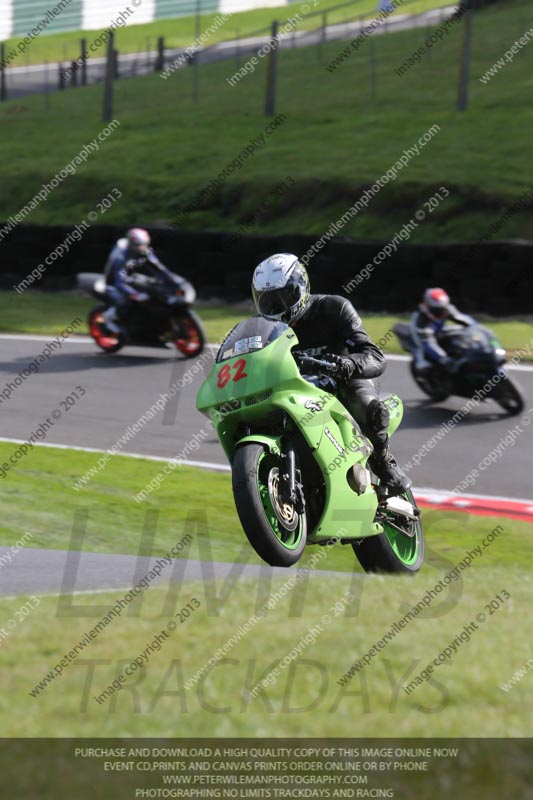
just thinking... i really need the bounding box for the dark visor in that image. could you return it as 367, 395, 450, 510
257, 281, 301, 316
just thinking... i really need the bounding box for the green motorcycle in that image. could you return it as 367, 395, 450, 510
197, 317, 424, 572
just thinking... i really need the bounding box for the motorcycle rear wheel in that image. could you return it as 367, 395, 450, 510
410, 362, 449, 402
88, 306, 125, 353
352, 489, 424, 574
232, 443, 307, 567
174, 310, 206, 358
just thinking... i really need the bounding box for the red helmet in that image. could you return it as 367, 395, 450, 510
423, 287, 451, 320
126, 228, 150, 255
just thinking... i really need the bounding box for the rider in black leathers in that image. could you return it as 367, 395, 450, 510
252, 253, 411, 497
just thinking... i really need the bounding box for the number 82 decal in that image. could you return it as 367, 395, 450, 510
217, 358, 248, 388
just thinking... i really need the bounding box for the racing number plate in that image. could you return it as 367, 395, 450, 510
216, 358, 248, 388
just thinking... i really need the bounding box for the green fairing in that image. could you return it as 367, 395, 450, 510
197, 326, 407, 543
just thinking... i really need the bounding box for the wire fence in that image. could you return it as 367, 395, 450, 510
0, 0, 530, 117
0, 0, 458, 98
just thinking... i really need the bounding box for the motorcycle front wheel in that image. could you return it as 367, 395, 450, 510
232, 443, 307, 567
492, 374, 525, 416
352, 489, 424, 574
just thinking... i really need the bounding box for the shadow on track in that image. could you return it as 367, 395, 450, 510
0, 351, 194, 375
401, 400, 503, 429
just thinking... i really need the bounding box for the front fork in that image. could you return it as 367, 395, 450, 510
279, 439, 306, 514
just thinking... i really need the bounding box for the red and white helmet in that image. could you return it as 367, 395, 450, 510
423, 287, 451, 321
126, 228, 150, 254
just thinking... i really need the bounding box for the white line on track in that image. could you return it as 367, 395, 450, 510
385, 353, 533, 372
413, 485, 533, 506
0, 333, 92, 343
0, 333, 220, 353
0, 437, 528, 506
0, 585, 149, 601
0, 334, 531, 370
0, 437, 231, 471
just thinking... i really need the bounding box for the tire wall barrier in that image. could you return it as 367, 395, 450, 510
2, 223, 532, 314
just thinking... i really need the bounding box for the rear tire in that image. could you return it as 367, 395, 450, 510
174, 310, 205, 358
88, 306, 124, 353
492, 374, 525, 416
410, 361, 449, 402
352, 489, 424, 574
232, 443, 307, 567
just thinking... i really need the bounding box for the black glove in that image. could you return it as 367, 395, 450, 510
327, 354, 355, 382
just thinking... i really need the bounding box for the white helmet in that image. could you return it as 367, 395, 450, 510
126, 227, 151, 254
252, 253, 310, 324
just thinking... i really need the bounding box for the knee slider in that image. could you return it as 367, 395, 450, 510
367, 399, 390, 433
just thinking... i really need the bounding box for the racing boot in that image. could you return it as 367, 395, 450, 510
368, 443, 412, 499
102, 306, 121, 335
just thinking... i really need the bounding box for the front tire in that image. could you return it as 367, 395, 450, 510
232, 443, 307, 567
492, 374, 525, 416
352, 489, 424, 574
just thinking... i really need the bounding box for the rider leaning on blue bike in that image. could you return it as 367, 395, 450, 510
410, 287, 475, 374
252, 253, 411, 498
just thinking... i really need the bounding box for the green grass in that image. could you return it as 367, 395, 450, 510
1, 430, 532, 738
3, 0, 452, 67
0, 291, 93, 335
0, 290, 252, 342
2, 292, 533, 358
362, 315, 533, 360
1, 440, 532, 573
2, 561, 533, 738
1, 0, 532, 242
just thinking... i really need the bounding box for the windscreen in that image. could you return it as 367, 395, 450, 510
216, 317, 289, 363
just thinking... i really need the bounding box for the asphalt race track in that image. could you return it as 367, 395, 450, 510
1, 333, 531, 597
0, 546, 343, 597
1, 334, 532, 499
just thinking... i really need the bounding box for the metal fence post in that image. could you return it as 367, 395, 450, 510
70, 61, 78, 87
58, 64, 65, 90
317, 12, 327, 65
102, 31, 114, 121
0, 44, 6, 101
369, 37, 377, 100
81, 38, 87, 85
265, 20, 279, 117
155, 35, 165, 71
457, 7, 473, 112
193, 0, 201, 103
44, 60, 50, 111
